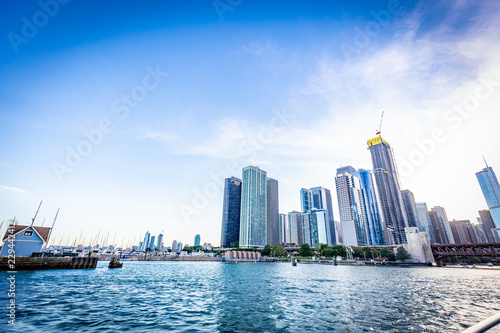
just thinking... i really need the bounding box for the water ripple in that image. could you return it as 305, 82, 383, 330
0, 262, 499, 332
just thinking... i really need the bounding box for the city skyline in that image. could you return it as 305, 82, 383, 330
1, 1, 500, 247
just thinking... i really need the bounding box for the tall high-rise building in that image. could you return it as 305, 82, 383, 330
240, 166, 267, 248
142, 231, 151, 251
478, 210, 497, 243
194, 234, 201, 247
149, 236, 156, 250
401, 190, 418, 228
415, 203, 437, 244
310, 186, 337, 245
311, 209, 329, 245
157, 234, 164, 250
449, 220, 477, 244
335, 166, 368, 246
267, 178, 280, 246
300, 212, 313, 246
287, 211, 303, 246
429, 206, 455, 244
172, 240, 178, 252
353, 169, 388, 246
476, 165, 500, 240
300, 188, 313, 213
220, 177, 242, 248
473, 219, 489, 244
279, 213, 287, 244
367, 136, 408, 244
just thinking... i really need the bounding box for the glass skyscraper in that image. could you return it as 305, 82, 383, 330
429, 206, 455, 244
311, 209, 328, 245
310, 186, 337, 245
415, 202, 437, 244
279, 213, 287, 244
335, 166, 367, 246
142, 231, 150, 251
367, 136, 408, 244
240, 166, 267, 248
401, 190, 418, 228
156, 233, 163, 250
267, 178, 280, 246
220, 177, 242, 248
353, 169, 388, 246
287, 211, 303, 246
300, 188, 313, 213
478, 209, 497, 243
149, 236, 156, 250
194, 234, 201, 247
476, 166, 500, 233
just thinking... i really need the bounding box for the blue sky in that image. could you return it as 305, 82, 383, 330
1, 0, 500, 248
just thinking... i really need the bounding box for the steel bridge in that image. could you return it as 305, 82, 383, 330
431, 243, 500, 266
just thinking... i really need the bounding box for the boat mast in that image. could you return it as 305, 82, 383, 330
43, 209, 59, 250
31, 200, 43, 226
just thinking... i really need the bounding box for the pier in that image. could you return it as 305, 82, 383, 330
0, 256, 98, 270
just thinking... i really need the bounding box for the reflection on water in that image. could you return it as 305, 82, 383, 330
0, 262, 499, 332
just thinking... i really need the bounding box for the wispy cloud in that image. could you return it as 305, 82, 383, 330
0, 186, 28, 194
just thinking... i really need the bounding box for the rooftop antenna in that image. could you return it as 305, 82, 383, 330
483, 155, 489, 168
376, 111, 384, 136
31, 200, 43, 226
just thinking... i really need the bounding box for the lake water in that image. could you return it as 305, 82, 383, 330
1, 261, 499, 332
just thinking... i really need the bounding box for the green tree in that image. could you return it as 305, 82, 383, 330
361, 247, 373, 259
331, 245, 346, 258
322, 247, 334, 258
299, 243, 313, 257
379, 247, 391, 259
271, 245, 287, 257
229, 241, 239, 248
352, 247, 363, 259
396, 246, 412, 261
261, 244, 272, 256
317, 243, 328, 256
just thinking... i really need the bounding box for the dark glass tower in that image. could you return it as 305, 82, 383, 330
367, 136, 408, 244
220, 177, 242, 248
401, 190, 418, 228
267, 178, 280, 246
478, 209, 496, 243
354, 169, 389, 246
